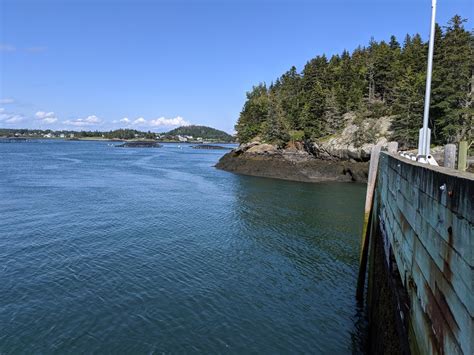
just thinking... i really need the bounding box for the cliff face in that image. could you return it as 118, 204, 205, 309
309, 114, 393, 162
216, 114, 393, 183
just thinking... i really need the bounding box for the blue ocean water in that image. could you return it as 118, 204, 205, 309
0, 140, 367, 353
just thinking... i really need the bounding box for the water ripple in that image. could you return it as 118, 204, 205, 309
0, 141, 367, 354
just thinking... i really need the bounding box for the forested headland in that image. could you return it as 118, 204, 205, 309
235, 15, 472, 149
165, 125, 234, 142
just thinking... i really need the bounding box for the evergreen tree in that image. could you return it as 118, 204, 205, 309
350, 46, 369, 110
235, 84, 269, 142
431, 16, 472, 143
429, 23, 448, 141
401, 34, 427, 73
386, 35, 402, 105
323, 88, 343, 133
372, 40, 393, 102
335, 49, 359, 112
302, 55, 329, 92
392, 68, 426, 146
263, 91, 290, 147
278, 66, 304, 130
301, 82, 326, 139
366, 38, 377, 102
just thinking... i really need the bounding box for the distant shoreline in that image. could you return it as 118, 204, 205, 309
0, 136, 236, 145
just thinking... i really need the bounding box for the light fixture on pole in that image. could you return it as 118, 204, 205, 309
418, 0, 438, 165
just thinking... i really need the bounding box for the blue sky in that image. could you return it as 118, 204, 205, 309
0, 0, 472, 133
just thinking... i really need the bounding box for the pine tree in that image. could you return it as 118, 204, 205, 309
323, 88, 342, 133
401, 34, 427, 73
235, 84, 269, 142
301, 82, 326, 139
386, 35, 402, 106
392, 68, 426, 147
263, 91, 290, 147
302, 55, 329, 92
427, 23, 446, 142
350, 46, 369, 110
431, 15, 473, 143
278, 66, 304, 130
366, 38, 377, 102
372, 40, 393, 102
335, 49, 358, 112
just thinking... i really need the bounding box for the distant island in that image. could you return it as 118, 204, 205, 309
165, 126, 234, 142
0, 125, 235, 143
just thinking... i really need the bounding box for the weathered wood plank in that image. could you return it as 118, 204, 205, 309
369, 152, 474, 355
417, 190, 473, 267
444, 144, 457, 169
356, 144, 382, 300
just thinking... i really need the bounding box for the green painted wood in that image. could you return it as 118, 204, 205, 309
458, 141, 468, 172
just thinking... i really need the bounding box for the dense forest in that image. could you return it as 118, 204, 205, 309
235, 15, 473, 148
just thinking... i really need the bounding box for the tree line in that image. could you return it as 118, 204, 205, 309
0, 128, 155, 140
0, 126, 234, 141
235, 15, 472, 148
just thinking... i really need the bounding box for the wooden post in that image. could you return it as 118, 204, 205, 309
356, 143, 382, 301
444, 144, 456, 169
458, 141, 468, 172
387, 141, 398, 154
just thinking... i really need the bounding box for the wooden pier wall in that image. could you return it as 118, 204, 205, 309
367, 152, 473, 354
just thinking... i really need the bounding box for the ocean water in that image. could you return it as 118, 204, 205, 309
0, 140, 367, 353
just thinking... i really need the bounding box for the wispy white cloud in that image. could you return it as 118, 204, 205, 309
0, 98, 15, 104
35, 111, 57, 124
25, 46, 47, 53
118, 115, 190, 128
0, 44, 46, 53
0, 44, 16, 52
132, 117, 147, 125
5, 115, 24, 123
0, 108, 24, 124
63, 115, 102, 127
0, 106, 189, 129
149, 116, 190, 127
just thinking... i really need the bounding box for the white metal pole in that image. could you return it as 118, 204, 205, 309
419, 0, 437, 159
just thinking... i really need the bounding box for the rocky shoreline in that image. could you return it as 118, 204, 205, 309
216, 142, 369, 183
215, 114, 399, 183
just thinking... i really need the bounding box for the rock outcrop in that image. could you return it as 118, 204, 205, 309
216, 141, 369, 183
216, 114, 393, 183
116, 141, 162, 148
309, 114, 392, 161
